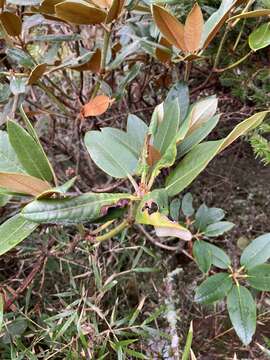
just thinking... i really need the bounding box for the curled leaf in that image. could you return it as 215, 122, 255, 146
82, 95, 113, 117
106, 0, 125, 24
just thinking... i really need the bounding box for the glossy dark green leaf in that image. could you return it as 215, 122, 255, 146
166, 81, 189, 121
195, 273, 233, 304
193, 240, 212, 273
8, 121, 54, 183
0, 215, 38, 256
227, 285, 256, 345
204, 221, 235, 237
240, 233, 270, 269
248, 264, 270, 291
22, 193, 134, 224
181, 192, 194, 217
0, 130, 25, 173
207, 242, 231, 269
249, 22, 270, 51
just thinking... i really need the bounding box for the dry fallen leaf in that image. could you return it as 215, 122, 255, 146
81, 95, 113, 117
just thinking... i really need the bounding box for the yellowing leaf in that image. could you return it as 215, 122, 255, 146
71, 48, 101, 73
151, 5, 186, 52
28, 63, 47, 85
184, 3, 204, 52
0, 12, 22, 37
106, 0, 125, 24
0, 172, 51, 196
55, 0, 107, 25
82, 95, 113, 117
156, 37, 172, 63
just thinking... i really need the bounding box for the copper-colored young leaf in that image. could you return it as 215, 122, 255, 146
28, 64, 47, 85
156, 37, 172, 63
106, 0, 125, 24
37, 0, 63, 14
90, 0, 111, 8
146, 144, 161, 167
151, 4, 186, 52
55, 0, 107, 25
82, 95, 112, 117
184, 3, 204, 52
0, 172, 51, 196
71, 48, 101, 73
0, 12, 22, 37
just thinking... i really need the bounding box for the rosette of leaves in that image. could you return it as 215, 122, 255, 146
0, 83, 267, 258
194, 233, 270, 346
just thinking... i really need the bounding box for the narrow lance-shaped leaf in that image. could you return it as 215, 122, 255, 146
166, 111, 268, 196
0, 215, 38, 256
8, 120, 54, 183
151, 4, 186, 51
227, 285, 256, 345
22, 193, 135, 224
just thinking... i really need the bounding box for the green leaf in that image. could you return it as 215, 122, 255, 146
195, 204, 225, 231
0, 83, 11, 103
249, 22, 270, 51
9, 77, 27, 95
6, 48, 34, 68
166, 111, 268, 196
166, 81, 189, 121
204, 221, 235, 237
188, 96, 218, 133
195, 273, 233, 304
127, 114, 148, 155
0, 131, 25, 173
116, 63, 142, 98
182, 321, 193, 360
32, 34, 83, 42
169, 198, 181, 221
0, 194, 10, 207
177, 115, 220, 158
248, 264, 270, 291
193, 240, 212, 273
166, 140, 222, 197
0, 215, 38, 256
153, 99, 180, 155
240, 233, 270, 269
181, 192, 194, 217
201, 0, 242, 48
22, 193, 135, 224
85, 128, 139, 178
7, 120, 54, 183
227, 285, 256, 345
207, 242, 231, 269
